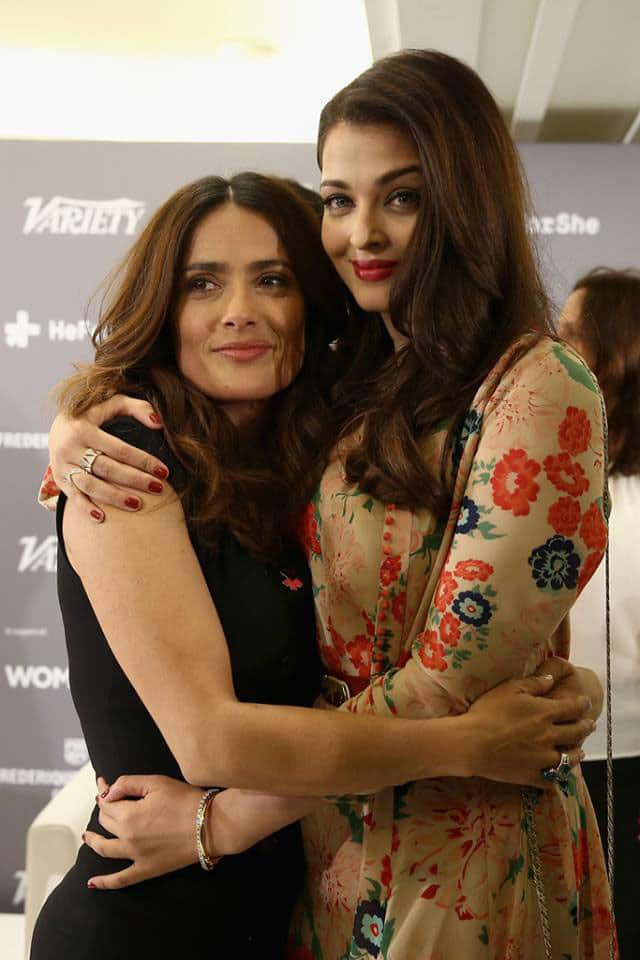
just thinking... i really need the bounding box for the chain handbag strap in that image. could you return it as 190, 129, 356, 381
601, 389, 616, 959
522, 386, 615, 959
521, 787, 553, 957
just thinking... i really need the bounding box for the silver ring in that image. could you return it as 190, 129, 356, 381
80, 447, 102, 475
542, 751, 572, 784
63, 468, 84, 491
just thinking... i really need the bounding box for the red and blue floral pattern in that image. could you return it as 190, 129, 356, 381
290, 336, 614, 959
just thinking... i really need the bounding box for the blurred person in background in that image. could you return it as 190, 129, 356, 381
559, 267, 640, 957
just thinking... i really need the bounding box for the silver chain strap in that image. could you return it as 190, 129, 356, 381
521, 787, 553, 957
601, 392, 616, 960
522, 385, 615, 959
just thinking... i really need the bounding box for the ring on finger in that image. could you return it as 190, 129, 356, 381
80, 447, 103, 475
63, 468, 84, 491
542, 750, 572, 784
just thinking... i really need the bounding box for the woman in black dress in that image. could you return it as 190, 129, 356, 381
33, 173, 598, 959
32, 172, 339, 959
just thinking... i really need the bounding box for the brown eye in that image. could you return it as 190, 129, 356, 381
387, 189, 421, 209
259, 274, 287, 287
187, 276, 216, 293
322, 194, 353, 213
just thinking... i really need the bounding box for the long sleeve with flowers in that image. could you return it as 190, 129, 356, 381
328, 336, 606, 721
290, 336, 614, 960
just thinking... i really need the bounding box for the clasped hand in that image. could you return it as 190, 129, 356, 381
85, 775, 210, 890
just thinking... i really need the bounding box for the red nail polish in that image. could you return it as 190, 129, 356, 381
90, 510, 102, 521
87, 881, 97, 889
153, 466, 169, 480
148, 480, 163, 493
149, 412, 162, 424
124, 497, 140, 509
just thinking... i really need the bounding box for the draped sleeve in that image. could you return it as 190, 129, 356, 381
340, 338, 607, 718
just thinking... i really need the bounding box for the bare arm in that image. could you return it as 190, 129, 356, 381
84, 655, 593, 890
64, 484, 480, 796
65, 461, 594, 800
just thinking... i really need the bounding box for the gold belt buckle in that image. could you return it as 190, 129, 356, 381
321, 674, 351, 707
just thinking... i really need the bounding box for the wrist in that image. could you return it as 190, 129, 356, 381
203, 788, 234, 858
197, 789, 223, 869
415, 715, 476, 780
446, 713, 478, 778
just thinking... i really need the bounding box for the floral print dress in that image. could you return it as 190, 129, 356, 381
289, 336, 614, 960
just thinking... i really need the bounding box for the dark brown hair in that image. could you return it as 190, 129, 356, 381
57, 173, 346, 559
318, 49, 552, 516
572, 268, 640, 476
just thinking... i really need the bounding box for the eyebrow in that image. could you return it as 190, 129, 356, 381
319, 165, 422, 190
183, 258, 292, 273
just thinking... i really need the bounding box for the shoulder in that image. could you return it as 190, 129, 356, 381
471, 336, 605, 459
103, 416, 168, 455
491, 336, 599, 400
63, 419, 187, 561
102, 416, 182, 479
482, 335, 602, 417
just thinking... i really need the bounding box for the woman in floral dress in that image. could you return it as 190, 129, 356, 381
43, 52, 613, 959
281, 50, 613, 960
279, 50, 613, 960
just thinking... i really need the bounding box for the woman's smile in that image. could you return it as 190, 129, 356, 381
211, 340, 274, 362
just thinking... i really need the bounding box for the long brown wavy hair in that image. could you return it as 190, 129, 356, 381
56, 174, 347, 559
572, 268, 640, 476
318, 49, 552, 517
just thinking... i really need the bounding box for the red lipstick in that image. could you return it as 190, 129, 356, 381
352, 259, 398, 282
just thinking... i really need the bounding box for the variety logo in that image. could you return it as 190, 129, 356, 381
18, 535, 57, 573
4, 310, 93, 348
0, 432, 49, 449
5, 664, 69, 690
64, 737, 88, 767
23, 196, 146, 236
528, 212, 601, 236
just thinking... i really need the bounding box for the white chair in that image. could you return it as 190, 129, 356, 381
24, 763, 96, 959
0, 913, 25, 960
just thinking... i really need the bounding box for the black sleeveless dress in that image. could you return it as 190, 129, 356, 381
30, 418, 321, 960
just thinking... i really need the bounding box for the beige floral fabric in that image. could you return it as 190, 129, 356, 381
290, 336, 615, 960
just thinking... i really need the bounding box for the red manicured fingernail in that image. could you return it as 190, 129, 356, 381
90, 510, 103, 521
124, 497, 140, 509
153, 466, 169, 480
87, 881, 96, 889
148, 480, 163, 493
149, 412, 162, 424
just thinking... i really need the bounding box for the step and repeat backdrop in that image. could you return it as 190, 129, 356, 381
1, 139, 639, 912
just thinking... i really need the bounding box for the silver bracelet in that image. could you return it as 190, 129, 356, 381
195, 787, 223, 871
